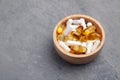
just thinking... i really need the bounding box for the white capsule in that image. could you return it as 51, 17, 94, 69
72, 19, 81, 24
58, 41, 71, 52
65, 40, 82, 46
64, 25, 79, 35
71, 25, 79, 31
81, 42, 87, 47
86, 42, 93, 54
64, 19, 73, 35
71, 28, 76, 32
67, 19, 73, 27
63, 25, 72, 35
87, 40, 96, 43
92, 40, 100, 51
80, 18, 86, 29
87, 22, 92, 27
71, 25, 79, 29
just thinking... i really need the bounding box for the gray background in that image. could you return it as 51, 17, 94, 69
0, 0, 120, 80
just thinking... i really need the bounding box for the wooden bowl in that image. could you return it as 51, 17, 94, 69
53, 14, 105, 64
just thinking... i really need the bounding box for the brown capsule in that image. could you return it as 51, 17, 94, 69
70, 50, 74, 54
88, 32, 101, 40
68, 33, 79, 41
71, 31, 80, 37
70, 26, 83, 37
57, 34, 64, 41
63, 36, 69, 42
82, 26, 96, 36
63, 35, 73, 42
76, 26, 83, 35
64, 35, 78, 42
70, 45, 87, 54
80, 36, 88, 42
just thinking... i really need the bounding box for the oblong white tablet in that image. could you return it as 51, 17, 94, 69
63, 25, 71, 35
67, 19, 73, 26
92, 40, 100, 51
86, 42, 93, 54
58, 41, 71, 52
65, 40, 82, 46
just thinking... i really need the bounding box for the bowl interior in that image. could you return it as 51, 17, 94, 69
53, 14, 105, 58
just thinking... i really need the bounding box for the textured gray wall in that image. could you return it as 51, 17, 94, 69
0, 0, 120, 80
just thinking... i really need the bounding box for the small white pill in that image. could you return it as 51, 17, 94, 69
58, 41, 71, 52
66, 40, 82, 46
86, 42, 93, 54
92, 40, 100, 51
87, 22, 92, 27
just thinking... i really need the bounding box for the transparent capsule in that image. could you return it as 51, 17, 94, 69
57, 34, 64, 41
82, 26, 96, 36
88, 32, 101, 40
70, 45, 87, 54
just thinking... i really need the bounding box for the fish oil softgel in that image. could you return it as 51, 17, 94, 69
57, 24, 65, 34
57, 18, 101, 54
70, 45, 87, 54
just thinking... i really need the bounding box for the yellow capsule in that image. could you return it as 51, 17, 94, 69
72, 37, 78, 41
70, 45, 87, 54
70, 50, 74, 54
76, 26, 83, 35
71, 31, 80, 37
57, 34, 64, 41
82, 26, 96, 36
80, 36, 88, 42
70, 34, 78, 41
63, 34, 78, 42
57, 24, 65, 34
88, 32, 101, 40
63, 36, 69, 42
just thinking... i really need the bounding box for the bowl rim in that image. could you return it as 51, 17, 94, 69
53, 14, 105, 58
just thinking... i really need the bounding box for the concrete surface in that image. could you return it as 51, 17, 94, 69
0, 0, 120, 80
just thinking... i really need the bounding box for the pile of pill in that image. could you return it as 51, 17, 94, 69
56, 18, 101, 54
